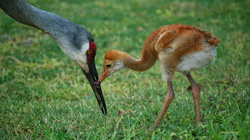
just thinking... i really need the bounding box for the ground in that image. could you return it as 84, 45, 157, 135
0, 0, 249, 139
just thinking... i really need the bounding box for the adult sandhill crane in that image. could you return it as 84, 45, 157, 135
96, 24, 220, 129
0, 0, 107, 114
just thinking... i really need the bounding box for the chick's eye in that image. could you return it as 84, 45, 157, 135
106, 64, 111, 67
87, 50, 93, 55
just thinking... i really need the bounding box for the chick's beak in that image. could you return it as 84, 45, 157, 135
82, 62, 107, 115
96, 69, 110, 85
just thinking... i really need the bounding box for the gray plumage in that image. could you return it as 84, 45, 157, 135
0, 0, 93, 50
0, 0, 107, 114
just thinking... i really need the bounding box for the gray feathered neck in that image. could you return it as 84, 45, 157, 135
0, 0, 93, 50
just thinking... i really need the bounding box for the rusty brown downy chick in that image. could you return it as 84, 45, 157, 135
97, 24, 221, 129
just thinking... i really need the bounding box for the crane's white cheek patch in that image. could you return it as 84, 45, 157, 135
73, 43, 89, 72
58, 41, 89, 72
74, 52, 89, 72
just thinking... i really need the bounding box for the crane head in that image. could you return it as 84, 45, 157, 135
68, 41, 107, 115
96, 50, 126, 85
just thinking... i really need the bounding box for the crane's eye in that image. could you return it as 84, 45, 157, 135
106, 64, 111, 67
87, 50, 93, 55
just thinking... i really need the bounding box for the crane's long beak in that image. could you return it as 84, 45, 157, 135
82, 62, 107, 115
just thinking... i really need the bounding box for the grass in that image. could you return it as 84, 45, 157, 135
0, 0, 249, 139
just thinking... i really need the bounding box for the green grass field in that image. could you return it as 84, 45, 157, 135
0, 0, 249, 139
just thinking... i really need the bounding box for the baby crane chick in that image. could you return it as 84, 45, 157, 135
96, 24, 220, 129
